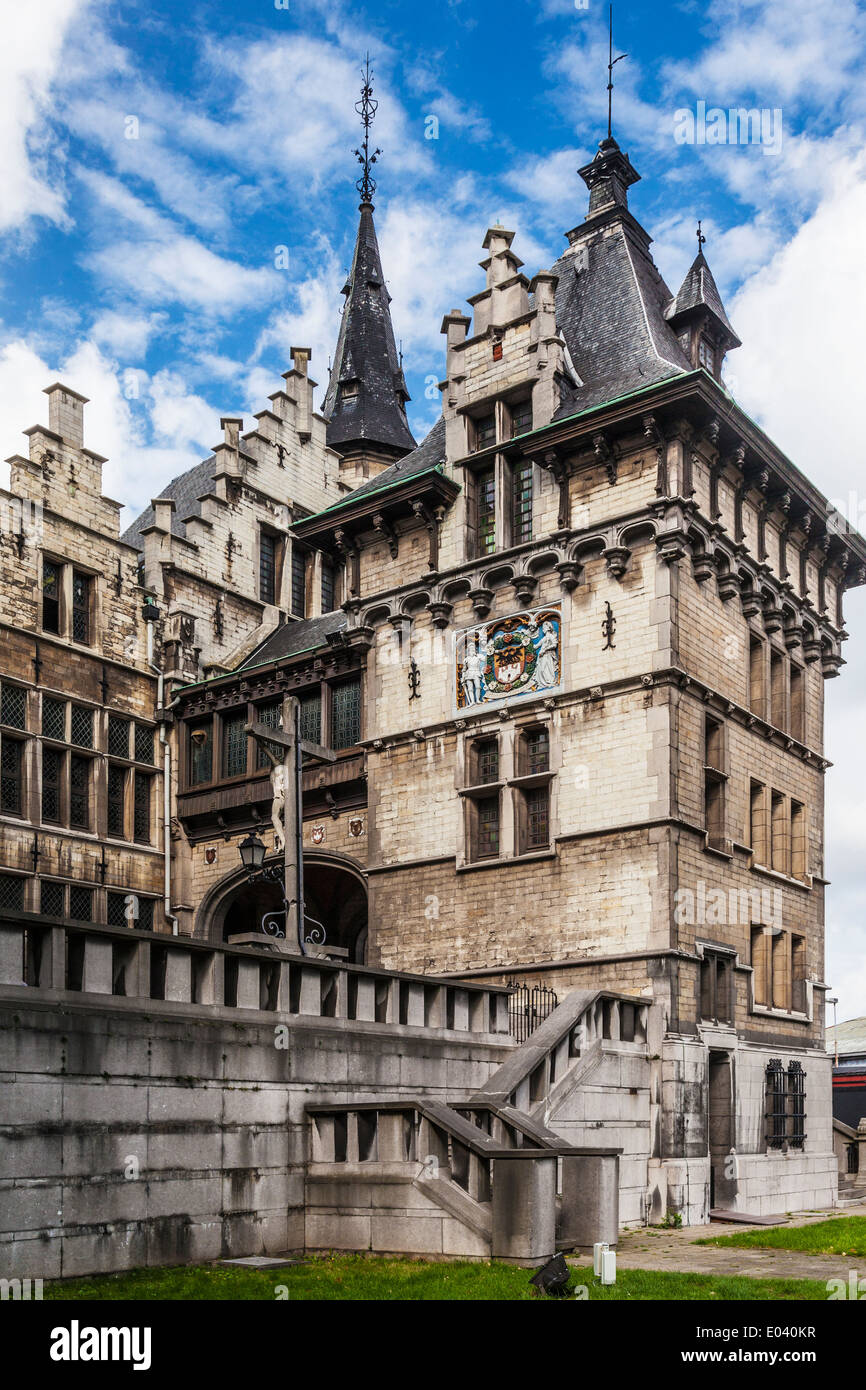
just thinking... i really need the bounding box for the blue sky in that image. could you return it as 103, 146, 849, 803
1, 0, 865, 1020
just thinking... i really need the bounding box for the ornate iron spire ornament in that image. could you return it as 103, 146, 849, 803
697, 219, 707, 252
354, 53, 382, 205
606, 4, 628, 140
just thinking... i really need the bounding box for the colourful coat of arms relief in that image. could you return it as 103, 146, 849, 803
455, 606, 562, 710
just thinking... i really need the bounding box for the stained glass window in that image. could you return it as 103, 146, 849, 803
523, 727, 549, 775
222, 712, 247, 778
511, 461, 533, 546
477, 467, 496, 556
475, 413, 496, 450
511, 400, 532, 438
476, 796, 500, 859
526, 786, 549, 849
475, 738, 499, 785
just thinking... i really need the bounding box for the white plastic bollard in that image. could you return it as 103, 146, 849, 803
592, 1241, 609, 1276
600, 1249, 616, 1285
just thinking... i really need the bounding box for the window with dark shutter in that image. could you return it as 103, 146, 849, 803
107, 764, 126, 838
133, 773, 152, 843
69, 755, 90, 829
42, 746, 62, 823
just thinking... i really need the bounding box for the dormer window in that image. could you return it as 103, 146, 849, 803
698, 337, 715, 373
339, 381, 360, 410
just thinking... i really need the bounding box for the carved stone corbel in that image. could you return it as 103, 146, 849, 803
593, 431, 618, 487
644, 414, 668, 497
469, 587, 494, 619
427, 600, 453, 630
373, 512, 399, 560
512, 573, 538, 605
556, 559, 582, 593
603, 545, 631, 579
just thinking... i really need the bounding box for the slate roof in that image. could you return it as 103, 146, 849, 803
316, 415, 447, 514
667, 251, 741, 346
322, 202, 416, 456
237, 609, 348, 670
550, 143, 694, 420
122, 455, 218, 549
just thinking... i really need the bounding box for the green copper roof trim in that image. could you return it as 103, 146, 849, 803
300, 463, 456, 524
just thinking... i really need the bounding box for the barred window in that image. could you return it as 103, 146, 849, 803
331, 678, 361, 750
108, 716, 130, 759
476, 466, 496, 556
71, 570, 92, 644
299, 690, 322, 747
291, 547, 306, 618
321, 561, 335, 615
40, 880, 65, 917
0, 874, 24, 911
134, 723, 155, 765
42, 697, 66, 742
133, 773, 152, 843
476, 795, 500, 859
256, 699, 284, 769
510, 461, 533, 546
107, 764, 126, 838
69, 755, 91, 829
765, 1059, 807, 1150
42, 559, 61, 634
189, 721, 213, 785
222, 712, 247, 778
1, 684, 26, 730
42, 746, 62, 823
69, 885, 93, 922
70, 705, 94, 750
526, 786, 549, 849
1, 737, 23, 815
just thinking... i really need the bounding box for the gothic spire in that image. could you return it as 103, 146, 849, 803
323, 59, 416, 466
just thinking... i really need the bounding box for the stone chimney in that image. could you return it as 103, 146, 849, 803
43, 383, 87, 448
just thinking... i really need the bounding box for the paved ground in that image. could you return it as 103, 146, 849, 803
569, 1198, 866, 1284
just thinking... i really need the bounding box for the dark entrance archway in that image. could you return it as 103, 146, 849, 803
207, 854, 368, 963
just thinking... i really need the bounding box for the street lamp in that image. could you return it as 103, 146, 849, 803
828, 996, 839, 1067
238, 831, 267, 874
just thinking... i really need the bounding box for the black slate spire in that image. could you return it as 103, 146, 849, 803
666, 247, 741, 351
322, 60, 416, 465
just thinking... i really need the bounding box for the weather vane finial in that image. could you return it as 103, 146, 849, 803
607, 4, 628, 141
697, 220, 707, 252
353, 53, 381, 205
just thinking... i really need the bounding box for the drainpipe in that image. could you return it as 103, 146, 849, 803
143, 597, 179, 936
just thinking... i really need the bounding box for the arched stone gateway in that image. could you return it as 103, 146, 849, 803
199, 852, 368, 963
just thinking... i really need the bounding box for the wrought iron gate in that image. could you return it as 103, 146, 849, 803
507, 982, 558, 1043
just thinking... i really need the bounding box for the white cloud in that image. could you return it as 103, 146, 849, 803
0, 0, 85, 234
91, 309, 166, 358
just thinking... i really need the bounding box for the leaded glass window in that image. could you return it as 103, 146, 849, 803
222, 712, 247, 779
134, 723, 155, 764
107, 764, 126, 838
69, 755, 90, 829
42, 746, 62, 823
108, 716, 130, 759
42, 698, 65, 742
42, 559, 60, 633
260, 530, 278, 605
526, 786, 549, 849
321, 561, 335, 614
475, 413, 496, 450
106, 891, 130, 927
331, 679, 361, 750
475, 738, 499, 785
138, 897, 155, 931
0, 874, 24, 911
256, 700, 284, 769
40, 880, 65, 917
299, 690, 322, 747
523, 727, 549, 775
133, 772, 152, 843
511, 400, 533, 438
291, 547, 306, 618
70, 705, 94, 749
189, 722, 213, 785
511, 461, 533, 546
476, 796, 500, 859
477, 466, 496, 556
72, 570, 92, 644
1, 684, 26, 730
0, 737, 23, 815
69, 885, 92, 922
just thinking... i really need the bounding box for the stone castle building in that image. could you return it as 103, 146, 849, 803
2, 109, 865, 1268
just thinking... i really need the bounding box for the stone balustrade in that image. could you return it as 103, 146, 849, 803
0, 911, 511, 1038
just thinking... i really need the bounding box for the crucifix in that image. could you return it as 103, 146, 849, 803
245, 695, 336, 955
607, 4, 628, 141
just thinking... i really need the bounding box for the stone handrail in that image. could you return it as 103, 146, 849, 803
0, 911, 511, 1038
471, 988, 650, 1113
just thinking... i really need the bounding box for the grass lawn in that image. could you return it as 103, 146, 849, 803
694, 1215, 866, 1259
45, 1256, 832, 1301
